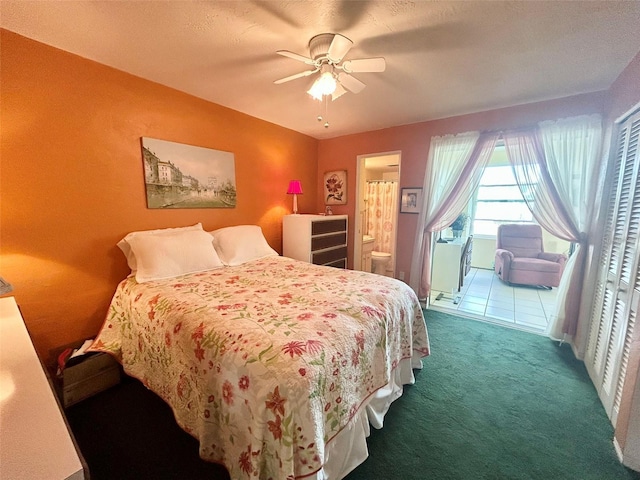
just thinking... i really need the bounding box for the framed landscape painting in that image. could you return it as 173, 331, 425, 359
141, 137, 236, 209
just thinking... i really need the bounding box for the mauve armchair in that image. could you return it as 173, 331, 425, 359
494, 224, 567, 288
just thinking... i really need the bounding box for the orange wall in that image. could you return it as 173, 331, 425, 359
317, 92, 608, 278
0, 30, 318, 360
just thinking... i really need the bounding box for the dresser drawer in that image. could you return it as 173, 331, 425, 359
324, 258, 347, 269
313, 246, 348, 266
312, 218, 347, 236
311, 232, 347, 251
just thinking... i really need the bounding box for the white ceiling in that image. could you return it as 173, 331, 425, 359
2, 1, 640, 140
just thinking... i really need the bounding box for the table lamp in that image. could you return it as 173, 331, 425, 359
287, 180, 303, 214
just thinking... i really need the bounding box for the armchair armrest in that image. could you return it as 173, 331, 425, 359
496, 249, 514, 262
538, 252, 568, 266
495, 249, 514, 280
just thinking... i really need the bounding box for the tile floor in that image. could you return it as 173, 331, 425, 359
429, 267, 558, 335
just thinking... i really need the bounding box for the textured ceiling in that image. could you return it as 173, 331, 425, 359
2, 1, 640, 139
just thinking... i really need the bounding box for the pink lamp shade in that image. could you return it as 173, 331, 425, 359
286, 180, 303, 214
286, 180, 303, 195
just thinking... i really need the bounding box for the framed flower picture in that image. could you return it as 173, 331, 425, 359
324, 170, 347, 205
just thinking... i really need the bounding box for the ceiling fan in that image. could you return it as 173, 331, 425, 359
274, 33, 386, 101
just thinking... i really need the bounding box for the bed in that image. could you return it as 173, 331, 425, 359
91, 224, 429, 479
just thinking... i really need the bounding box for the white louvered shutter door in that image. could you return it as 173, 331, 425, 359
586, 124, 625, 381
585, 110, 640, 424
611, 117, 640, 424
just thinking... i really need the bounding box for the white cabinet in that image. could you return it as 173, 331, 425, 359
431, 236, 473, 295
0, 296, 86, 480
431, 240, 465, 294
283, 214, 348, 268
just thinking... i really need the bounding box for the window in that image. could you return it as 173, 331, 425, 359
473, 163, 534, 236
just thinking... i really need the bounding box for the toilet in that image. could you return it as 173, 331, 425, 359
371, 251, 391, 275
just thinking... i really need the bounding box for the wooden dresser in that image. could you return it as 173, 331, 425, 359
283, 214, 348, 268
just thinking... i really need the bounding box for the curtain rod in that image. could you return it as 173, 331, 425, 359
481, 113, 604, 137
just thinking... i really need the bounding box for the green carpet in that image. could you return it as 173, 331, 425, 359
345, 309, 640, 480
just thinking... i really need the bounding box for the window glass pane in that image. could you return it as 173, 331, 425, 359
472, 158, 537, 237
473, 220, 502, 236
479, 166, 516, 185
472, 219, 535, 236
475, 202, 534, 222
476, 185, 523, 201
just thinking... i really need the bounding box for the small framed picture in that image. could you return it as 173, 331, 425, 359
324, 170, 347, 205
400, 187, 422, 214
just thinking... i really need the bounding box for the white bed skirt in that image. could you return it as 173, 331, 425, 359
311, 353, 424, 480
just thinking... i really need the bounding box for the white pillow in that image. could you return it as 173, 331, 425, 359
209, 225, 278, 266
117, 223, 203, 273
126, 229, 223, 283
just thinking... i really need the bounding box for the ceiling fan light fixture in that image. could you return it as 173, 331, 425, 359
307, 65, 337, 100
275, 33, 385, 122
331, 82, 347, 101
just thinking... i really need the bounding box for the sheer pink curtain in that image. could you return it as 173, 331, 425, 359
503, 115, 603, 337
410, 133, 499, 298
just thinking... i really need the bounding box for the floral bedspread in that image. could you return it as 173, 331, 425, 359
92, 256, 429, 479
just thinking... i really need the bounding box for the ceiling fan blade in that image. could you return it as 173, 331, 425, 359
341, 57, 386, 73
331, 82, 347, 101
276, 50, 315, 65
274, 69, 318, 85
327, 34, 353, 63
337, 72, 366, 94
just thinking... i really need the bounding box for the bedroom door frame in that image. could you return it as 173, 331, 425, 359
354, 151, 402, 273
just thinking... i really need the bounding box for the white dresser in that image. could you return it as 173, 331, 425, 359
283, 214, 348, 268
0, 296, 86, 480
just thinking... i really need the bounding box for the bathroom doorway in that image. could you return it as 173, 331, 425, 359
354, 152, 401, 276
